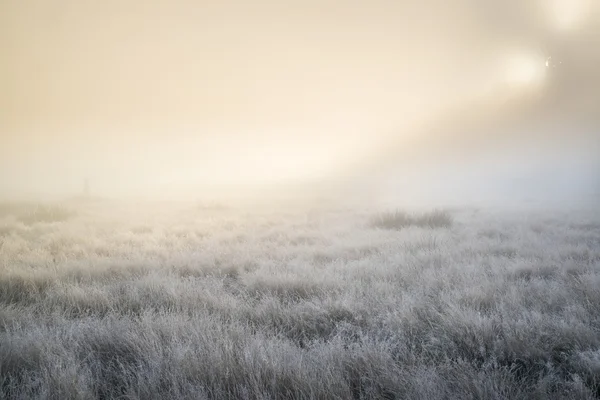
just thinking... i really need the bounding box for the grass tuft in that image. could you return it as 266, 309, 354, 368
369, 209, 453, 230
3, 203, 75, 225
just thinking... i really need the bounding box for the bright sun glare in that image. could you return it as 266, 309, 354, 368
503, 52, 547, 87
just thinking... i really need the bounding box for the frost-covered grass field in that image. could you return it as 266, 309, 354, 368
0, 199, 599, 399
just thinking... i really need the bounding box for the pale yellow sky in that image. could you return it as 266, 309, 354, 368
1, 0, 598, 198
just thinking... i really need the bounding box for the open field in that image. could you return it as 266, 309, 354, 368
1, 199, 599, 399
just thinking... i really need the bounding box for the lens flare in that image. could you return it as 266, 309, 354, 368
546, 0, 592, 31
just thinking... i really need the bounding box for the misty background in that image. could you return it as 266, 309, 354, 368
1, 0, 599, 203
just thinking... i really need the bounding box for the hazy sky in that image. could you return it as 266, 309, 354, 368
1, 0, 598, 199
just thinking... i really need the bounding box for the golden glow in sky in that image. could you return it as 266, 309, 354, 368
0, 0, 598, 199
